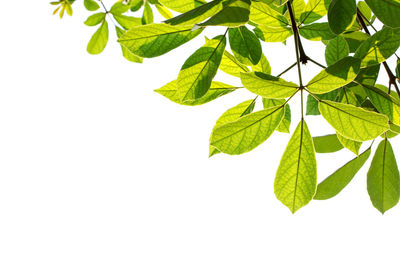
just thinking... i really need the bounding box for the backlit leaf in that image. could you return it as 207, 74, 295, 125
198, 0, 251, 27
325, 35, 349, 66
209, 99, 256, 156
365, 0, 400, 28
118, 24, 203, 58
219, 50, 250, 77
229, 26, 262, 65
241, 72, 298, 98
327, 0, 357, 34
87, 20, 109, 55
312, 134, 343, 153
367, 138, 400, 213
319, 100, 389, 141
300, 0, 331, 25
177, 35, 226, 101
155, 80, 236, 105
307, 57, 361, 94
262, 98, 291, 133
210, 105, 285, 155
274, 119, 317, 213
314, 147, 371, 200
354, 27, 400, 68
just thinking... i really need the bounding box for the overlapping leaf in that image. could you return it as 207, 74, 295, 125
177, 35, 226, 101
209, 99, 256, 156
365, 0, 400, 28
307, 57, 361, 94
319, 100, 389, 141
241, 72, 298, 98
210, 105, 285, 155
118, 24, 203, 58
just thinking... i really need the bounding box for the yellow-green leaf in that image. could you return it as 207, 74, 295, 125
367, 138, 400, 214
155, 80, 237, 105
209, 99, 256, 156
118, 24, 203, 58
319, 100, 389, 141
210, 105, 285, 155
177, 35, 226, 101
314, 147, 371, 200
274, 119, 317, 213
241, 72, 298, 98
306, 57, 361, 94
87, 20, 109, 55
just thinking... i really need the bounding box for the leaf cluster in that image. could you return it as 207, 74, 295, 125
51, 0, 400, 213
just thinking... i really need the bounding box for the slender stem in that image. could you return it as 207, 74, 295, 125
100, 0, 117, 27
357, 8, 400, 99
277, 62, 297, 77
287, 1, 303, 87
300, 88, 304, 119
308, 58, 326, 69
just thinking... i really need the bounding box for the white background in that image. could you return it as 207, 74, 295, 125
1, 1, 400, 266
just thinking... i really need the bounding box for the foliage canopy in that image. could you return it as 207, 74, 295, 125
51, 0, 400, 213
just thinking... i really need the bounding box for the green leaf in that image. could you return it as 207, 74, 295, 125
312, 134, 343, 153
155, 80, 236, 105
209, 99, 256, 157
336, 133, 362, 155
142, 2, 154, 24
318, 100, 389, 141
325, 36, 349, 66
274, 119, 317, 213
249, 1, 289, 27
115, 26, 143, 63
130, 0, 144, 11
365, 0, 400, 28
314, 147, 371, 200
165, 0, 223, 25
155, 4, 173, 19
290, 0, 306, 21
254, 25, 293, 42
327, 0, 357, 34
367, 138, 400, 214
177, 35, 226, 102
113, 14, 141, 30
306, 90, 339, 115
228, 26, 262, 65
306, 57, 361, 94
262, 98, 291, 133
210, 105, 285, 155
396, 58, 400, 79
357, 1, 372, 21
198, 0, 251, 27
87, 20, 109, 55
363, 84, 395, 121
299, 22, 337, 41
118, 24, 203, 58
241, 72, 298, 98
84, 13, 106, 26
355, 64, 380, 86
159, 0, 206, 13
219, 50, 250, 77
342, 31, 369, 53
110, 2, 130, 14
300, 0, 331, 25
84, 0, 100, 11
251, 53, 271, 74
354, 27, 400, 68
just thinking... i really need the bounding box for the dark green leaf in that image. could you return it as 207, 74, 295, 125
313, 134, 343, 153
229, 26, 262, 65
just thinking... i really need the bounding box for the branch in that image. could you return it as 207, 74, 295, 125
356, 9, 400, 98
287, 1, 303, 87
